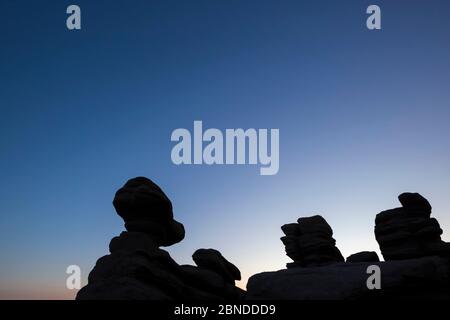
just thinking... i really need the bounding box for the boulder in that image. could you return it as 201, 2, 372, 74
113, 177, 185, 247
193, 249, 241, 284
346, 251, 380, 263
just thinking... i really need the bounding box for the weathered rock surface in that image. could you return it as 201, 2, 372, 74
77, 177, 243, 300
246, 256, 450, 300
281, 215, 344, 268
375, 193, 450, 260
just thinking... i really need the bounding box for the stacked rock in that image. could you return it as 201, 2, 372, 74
77, 177, 243, 300
281, 215, 344, 268
375, 192, 450, 260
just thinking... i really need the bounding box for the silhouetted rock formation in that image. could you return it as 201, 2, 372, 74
346, 251, 380, 263
246, 192, 450, 300
113, 177, 185, 246
246, 256, 450, 300
193, 249, 241, 284
76, 177, 243, 300
375, 192, 450, 260
281, 215, 344, 268
78, 183, 450, 300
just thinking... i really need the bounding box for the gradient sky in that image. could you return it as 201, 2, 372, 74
1, 0, 450, 299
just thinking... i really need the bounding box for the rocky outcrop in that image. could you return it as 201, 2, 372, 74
76, 177, 243, 300
246, 256, 450, 300
280, 215, 344, 268
375, 193, 450, 260
247, 192, 450, 300
78, 184, 450, 300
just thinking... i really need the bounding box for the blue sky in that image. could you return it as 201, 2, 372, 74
1, 0, 450, 299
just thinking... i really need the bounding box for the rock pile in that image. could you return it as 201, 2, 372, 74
280, 215, 344, 268
375, 192, 450, 260
76, 177, 243, 300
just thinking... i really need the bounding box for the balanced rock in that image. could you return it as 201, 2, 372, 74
398, 192, 432, 215
281, 215, 344, 268
113, 177, 185, 247
346, 251, 380, 263
375, 192, 450, 260
77, 177, 244, 300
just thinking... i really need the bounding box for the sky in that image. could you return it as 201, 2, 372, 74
1, 0, 450, 299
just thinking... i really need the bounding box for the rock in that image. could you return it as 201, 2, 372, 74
179, 265, 245, 300
113, 177, 185, 247
78, 232, 241, 301
280, 223, 300, 236
375, 193, 450, 260
297, 216, 333, 237
246, 256, 450, 300
398, 192, 432, 215
179, 265, 226, 291
193, 249, 241, 284
109, 231, 159, 253
346, 251, 380, 263
77, 177, 244, 300
281, 215, 344, 268
76, 277, 173, 300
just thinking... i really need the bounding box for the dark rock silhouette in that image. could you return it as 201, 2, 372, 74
78, 182, 450, 300
246, 192, 450, 300
193, 249, 241, 284
281, 215, 344, 268
346, 251, 380, 263
76, 177, 243, 300
113, 177, 185, 246
375, 192, 450, 260
247, 256, 450, 300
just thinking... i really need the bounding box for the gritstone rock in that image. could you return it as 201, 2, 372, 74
280, 215, 344, 268
246, 256, 450, 300
76, 177, 243, 300
375, 192, 450, 260
192, 248, 241, 284
113, 177, 185, 247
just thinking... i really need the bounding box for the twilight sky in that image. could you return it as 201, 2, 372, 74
1, 0, 450, 299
